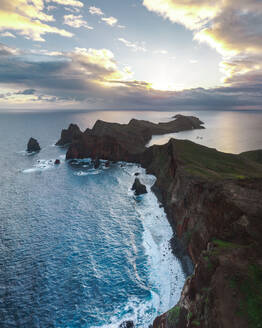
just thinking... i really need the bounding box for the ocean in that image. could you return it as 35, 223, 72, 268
0, 110, 261, 328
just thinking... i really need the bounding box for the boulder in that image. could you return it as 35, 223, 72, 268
54, 159, 60, 165
119, 321, 134, 328
93, 158, 100, 169
105, 161, 110, 167
131, 178, 147, 195
27, 137, 40, 152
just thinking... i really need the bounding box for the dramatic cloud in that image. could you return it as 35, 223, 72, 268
64, 14, 93, 29
0, 0, 73, 41
89, 6, 104, 16
1, 43, 261, 110
118, 38, 147, 52
142, 0, 262, 87
101, 16, 118, 26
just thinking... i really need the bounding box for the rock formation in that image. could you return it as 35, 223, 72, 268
55, 123, 82, 146
93, 158, 100, 169
56, 115, 262, 328
119, 321, 134, 328
55, 114, 204, 160
27, 137, 41, 152
131, 178, 147, 195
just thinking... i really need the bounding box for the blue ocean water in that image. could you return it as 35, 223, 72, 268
0, 111, 185, 328
0, 109, 261, 328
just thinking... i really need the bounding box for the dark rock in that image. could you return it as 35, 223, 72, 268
134, 172, 140, 176
56, 115, 262, 328
27, 137, 40, 152
56, 123, 82, 146
105, 161, 110, 167
93, 158, 100, 169
131, 178, 147, 195
64, 114, 205, 160
54, 159, 60, 165
119, 320, 134, 328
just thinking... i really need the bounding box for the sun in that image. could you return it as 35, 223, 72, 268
150, 79, 185, 91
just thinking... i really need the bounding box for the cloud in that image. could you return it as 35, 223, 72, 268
0, 43, 20, 56
64, 14, 93, 29
190, 59, 198, 64
89, 6, 104, 16
0, 0, 73, 41
46, 0, 83, 7
101, 16, 118, 26
16, 89, 36, 95
1, 43, 262, 110
142, 0, 262, 88
118, 38, 147, 52
0, 31, 16, 38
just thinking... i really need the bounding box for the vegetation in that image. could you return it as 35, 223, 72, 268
213, 239, 242, 249
192, 320, 201, 326
229, 265, 262, 328
170, 139, 262, 179
167, 305, 180, 326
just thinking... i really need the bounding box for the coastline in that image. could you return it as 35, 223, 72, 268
56, 115, 262, 328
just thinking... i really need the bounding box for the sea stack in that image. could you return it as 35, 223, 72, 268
56, 123, 82, 147
119, 321, 134, 328
27, 137, 41, 152
131, 178, 147, 195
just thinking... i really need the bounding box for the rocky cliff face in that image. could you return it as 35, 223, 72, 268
56, 123, 83, 146
142, 140, 262, 328
62, 114, 204, 159
56, 116, 262, 328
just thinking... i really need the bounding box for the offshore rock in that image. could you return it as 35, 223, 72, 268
119, 320, 134, 328
93, 158, 100, 169
132, 178, 147, 195
27, 137, 40, 152
56, 123, 82, 146
54, 159, 60, 165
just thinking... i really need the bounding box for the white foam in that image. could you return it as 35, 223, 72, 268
74, 169, 101, 176
129, 167, 185, 314
92, 164, 185, 327
22, 159, 64, 174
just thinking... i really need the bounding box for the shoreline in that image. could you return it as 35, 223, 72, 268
56, 115, 262, 328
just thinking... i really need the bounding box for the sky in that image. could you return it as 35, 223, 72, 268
0, 0, 262, 111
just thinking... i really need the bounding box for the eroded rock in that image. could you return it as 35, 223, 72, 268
27, 137, 40, 152
132, 178, 147, 195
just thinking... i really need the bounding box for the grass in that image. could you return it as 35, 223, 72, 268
167, 305, 180, 326
192, 320, 201, 326
203, 256, 213, 271
213, 239, 242, 249
170, 139, 262, 179
229, 265, 262, 328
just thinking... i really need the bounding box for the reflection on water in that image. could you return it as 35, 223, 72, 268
146, 110, 262, 154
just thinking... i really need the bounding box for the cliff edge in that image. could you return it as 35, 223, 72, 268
56, 115, 262, 328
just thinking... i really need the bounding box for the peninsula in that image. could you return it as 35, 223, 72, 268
56, 114, 262, 328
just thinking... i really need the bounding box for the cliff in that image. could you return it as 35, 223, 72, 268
56, 114, 204, 158
56, 116, 262, 328
142, 140, 262, 328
